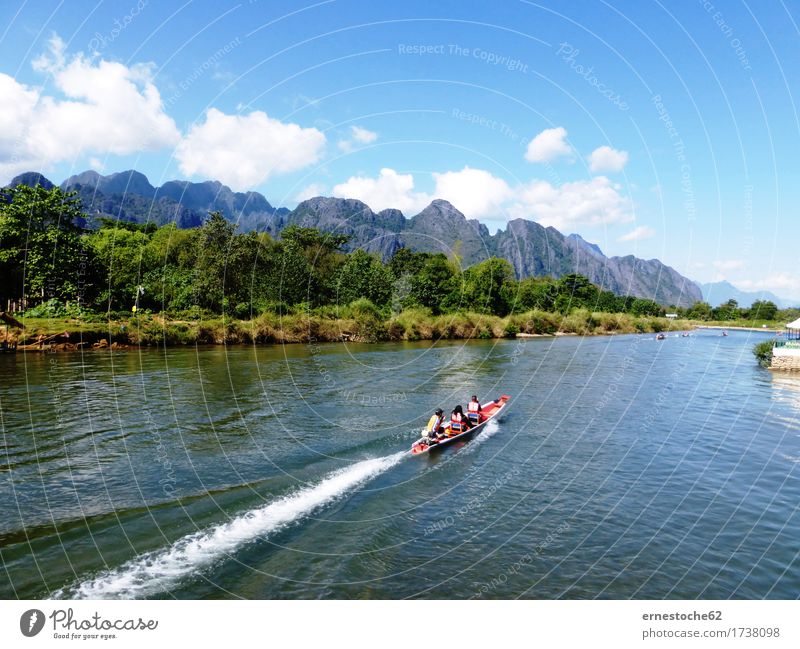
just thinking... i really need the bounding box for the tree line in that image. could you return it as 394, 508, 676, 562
1, 185, 794, 323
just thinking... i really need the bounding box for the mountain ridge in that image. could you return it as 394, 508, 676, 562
699, 280, 796, 309
9, 169, 703, 306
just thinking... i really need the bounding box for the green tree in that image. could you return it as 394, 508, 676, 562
279, 225, 349, 305
389, 247, 429, 279
712, 298, 740, 321
141, 223, 198, 311
334, 249, 393, 307
87, 225, 150, 310
596, 290, 625, 313
686, 301, 712, 320
411, 254, 457, 314
191, 212, 239, 312
0, 185, 90, 305
629, 298, 663, 317
459, 257, 515, 315
749, 300, 778, 321
513, 277, 558, 312
556, 273, 599, 310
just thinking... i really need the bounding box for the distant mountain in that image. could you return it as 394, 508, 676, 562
699, 280, 796, 309
57, 169, 289, 230
7, 170, 703, 306
282, 196, 702, 307
9, 171, 55, 190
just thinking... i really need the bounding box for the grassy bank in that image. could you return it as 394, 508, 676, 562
10, 308, 713, 350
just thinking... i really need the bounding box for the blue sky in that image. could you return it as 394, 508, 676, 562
1, 0, 798, 299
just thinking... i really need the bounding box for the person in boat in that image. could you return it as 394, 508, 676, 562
423, 408, 446, 445
467, 395, 483, 425
449, 405, 472, 435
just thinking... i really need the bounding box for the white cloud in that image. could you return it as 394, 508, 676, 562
176, 108, 326, 190
337, 125, 378, 153
737, 273, 794, 291
31, 33, 66, 72
589, 145, 629, 173
350, 125, 377, 144
737, 273, 799, 300
713, 259, 745, 271
333, 168, 431, 214
431, 167, 512, 220
509, 176, 633, 229
332, 166, 632, 229
618, 225, 655, 242
294, 183, 326, 202
525, 126, 571, 163
1, 34, 180, 180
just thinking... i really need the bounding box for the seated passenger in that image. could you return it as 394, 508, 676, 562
467, 395, 482, 424
450, 405, 471, 435
423, 408, 446, 444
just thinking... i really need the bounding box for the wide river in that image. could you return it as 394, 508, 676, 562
1, 330, 798, 599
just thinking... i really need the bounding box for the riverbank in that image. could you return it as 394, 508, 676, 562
696, 324, 782, 333
4, 309, 737, 351
4, 309, 774, 351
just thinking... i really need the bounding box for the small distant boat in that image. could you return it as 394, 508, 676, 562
411, 395, 510, 456
722, 331, 728, 337
681, 332, 690, 337
656, 333, 666, 340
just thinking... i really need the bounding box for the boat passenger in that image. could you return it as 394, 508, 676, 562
424, 408, 446, 444
450, 405, 471, 435
467, 395, 482, 424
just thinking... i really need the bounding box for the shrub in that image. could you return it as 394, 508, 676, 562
753, 340, 773, 367
503, 321, 520, 338
349, 297, 382, 320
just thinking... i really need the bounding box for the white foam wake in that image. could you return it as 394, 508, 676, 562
52, 452, 405, 599
462, 419, 501, 454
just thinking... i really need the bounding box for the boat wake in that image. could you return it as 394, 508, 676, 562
461, 419, 501, 454
52, 452, 405, 599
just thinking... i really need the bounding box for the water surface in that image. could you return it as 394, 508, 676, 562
1, 330, 797, 599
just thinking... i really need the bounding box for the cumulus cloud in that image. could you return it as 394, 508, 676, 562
617, 225, 655, 242
332, 166, 512, 218
509, 176, 633, 229
589, 145, 629, 173
1, 34, 181, 180
332, 166, 632, 229
525, 126, 571, 163
333, 168, 431, 214
176, 108, 326, 190
431, 167, 512, 220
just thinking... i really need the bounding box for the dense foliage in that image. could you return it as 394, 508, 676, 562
2, 186, 796, 323
753, 340, 774, 367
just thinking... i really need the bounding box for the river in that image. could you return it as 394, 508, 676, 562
1, 330, 798, 599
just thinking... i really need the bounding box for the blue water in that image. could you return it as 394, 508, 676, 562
0, 330, 797, 598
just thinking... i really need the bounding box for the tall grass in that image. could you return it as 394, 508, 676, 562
13, 308, 696, 348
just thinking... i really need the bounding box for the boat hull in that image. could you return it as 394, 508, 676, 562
410, 395, 509, 455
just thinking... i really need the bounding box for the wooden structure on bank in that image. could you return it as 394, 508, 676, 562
0, 312, 23, 352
